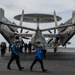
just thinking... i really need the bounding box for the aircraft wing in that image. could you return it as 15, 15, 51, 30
17, 33, 32, 37
0, 22, 36, 31
41, 23, 75, 31
43, 34, 58, 37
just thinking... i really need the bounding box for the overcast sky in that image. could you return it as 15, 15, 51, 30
0, 0, 75, 47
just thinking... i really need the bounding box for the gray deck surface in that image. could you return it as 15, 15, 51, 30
0, 48, 75, 75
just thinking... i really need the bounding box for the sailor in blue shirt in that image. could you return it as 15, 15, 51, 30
11, 44, 20, 55
7, 40, 24, 70
30, 44, 47, 72
35, 48, 43, 59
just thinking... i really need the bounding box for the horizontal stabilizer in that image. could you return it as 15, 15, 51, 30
72, 10, 75, 24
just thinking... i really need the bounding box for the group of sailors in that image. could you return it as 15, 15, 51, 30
7, 39, 47, 72
20, 41, 32, 54
0, 34, 47, 72
0, 41, 32, 57
14, 34, 32, 54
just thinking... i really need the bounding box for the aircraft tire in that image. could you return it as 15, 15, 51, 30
54, 47, 57, 52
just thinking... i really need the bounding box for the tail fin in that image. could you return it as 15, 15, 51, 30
0, 8, 4, 22
54, 11, 58, 27
19, 10, 24, 26
54, 11, 58, 33
72, 10, 75, 24
20, 10, 24, 33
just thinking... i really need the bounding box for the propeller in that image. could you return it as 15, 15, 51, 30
25, 30, 29, 33
48, 30, 52, 34
48, 11, 58, 34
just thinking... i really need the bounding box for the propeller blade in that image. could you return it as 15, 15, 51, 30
22, 37, 30, 39
48, 30, 52, 33
25, 31, 29, 33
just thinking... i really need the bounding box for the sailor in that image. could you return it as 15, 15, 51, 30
7, 40, 24, 70
30, 44, 47, 72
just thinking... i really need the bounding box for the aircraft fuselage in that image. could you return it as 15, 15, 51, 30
31, 26, 46, 45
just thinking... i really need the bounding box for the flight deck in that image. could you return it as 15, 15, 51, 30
0, 48, 75, 75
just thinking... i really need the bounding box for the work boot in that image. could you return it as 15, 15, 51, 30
19, 67, 24, 70
30, 67, 33, 71
7, 67, 11, 70
43, 69, 47, 72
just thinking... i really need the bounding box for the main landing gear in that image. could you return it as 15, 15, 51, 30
54, 47, 57, 52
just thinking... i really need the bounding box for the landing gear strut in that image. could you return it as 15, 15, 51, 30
54, 47, 57, 52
